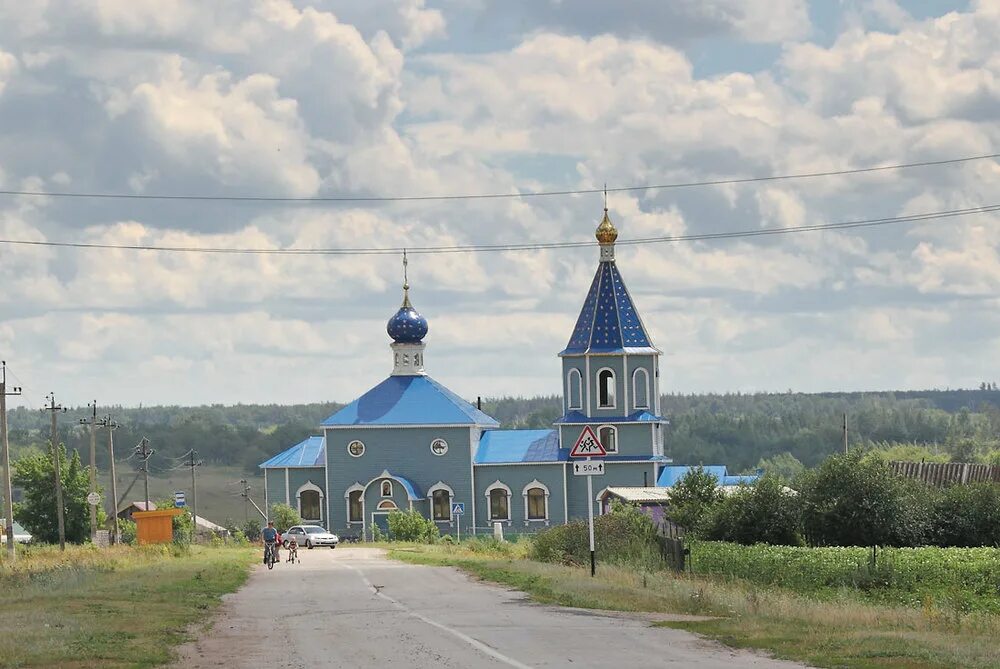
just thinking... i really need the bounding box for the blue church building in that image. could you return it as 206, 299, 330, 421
260, 209, 671, 536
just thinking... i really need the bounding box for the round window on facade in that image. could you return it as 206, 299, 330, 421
347, 440, 365, 458
430, 438, 449, 456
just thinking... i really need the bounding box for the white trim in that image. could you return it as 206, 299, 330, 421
623, 354, 629, 414
567, 368, 583, 411
584, 355, 592, 417
430, 438, 449, 456
345, 483, 365, 525
562, 465, 569, 523
380, 480, 394, 498
428, 482, 454, 522
348, 440, 366, 458
470, 426, 477, 536
632, 368, 650, 410
594, 486, 609, 515
485, 480, 512, 521
284, 469, 290, 506
522, 480, 550, 521
323, 429, 331, 530
596, 367, 617, 409
263, 469, 269, 515
377, 500, 398, 510
597, 424, 618, 454
295, 481, 324, 523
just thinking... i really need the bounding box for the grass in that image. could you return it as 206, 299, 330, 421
1, 543, 256, 668
389, 540, 1000, 669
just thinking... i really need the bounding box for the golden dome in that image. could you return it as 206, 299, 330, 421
595, 208, 618, 245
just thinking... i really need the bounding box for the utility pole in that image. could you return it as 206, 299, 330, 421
98, 414, 120, 545
79, 401, 99, 543
135, 438, 153, 510
240, 479, 249, 524
2, 361, 23, 560
843, 412, 849, 454
43, 393, 67, 551
188, 450, 202, 536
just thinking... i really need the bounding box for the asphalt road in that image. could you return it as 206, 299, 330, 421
173, 547, 808, 668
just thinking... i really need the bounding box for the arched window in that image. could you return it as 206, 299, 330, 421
598, 368, 616, 408
432, 489, 451, 521
598, 425, 617, 453
523, 480, 549, 521
296, 482, 324, 521
567, 369, 583, 410
633, 368, 650, 409
381, 480, 393, 498
485, 481, 511, 521
377, 500, 398, 510
348, 490, 363, 523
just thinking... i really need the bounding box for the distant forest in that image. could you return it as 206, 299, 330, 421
6, 388, 1000, 476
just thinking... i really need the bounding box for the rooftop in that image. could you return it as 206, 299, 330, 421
322, 375, 499, 427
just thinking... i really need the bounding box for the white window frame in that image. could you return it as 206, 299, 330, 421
348, 440, 365, 458
381, 480, 393, 498
345, 483, 365, 524
598, 424, 618, 454
377, 500, 398, 511
597, 367, 616, 409
430, 438, 449, 456
595, 487, 609, 515
567, 369, 583, 411
295, 481, 324, 522
427, 482, 455, 522
632, 368, 650, 410
522, 480, 550, 521
485, 480, 512, 521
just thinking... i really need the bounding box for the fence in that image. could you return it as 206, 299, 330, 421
890, 461, 1000, 487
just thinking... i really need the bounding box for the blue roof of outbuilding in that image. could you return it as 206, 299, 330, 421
555, 410, 665, 424
476, 429, 564, 464
561, 260, 657, 355
258, 436, 325, 469
656, 465, 760, 487
321, 375, 499, 427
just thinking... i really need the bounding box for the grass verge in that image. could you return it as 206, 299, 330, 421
389, 542, 1000, 669
1, 543, 256, 668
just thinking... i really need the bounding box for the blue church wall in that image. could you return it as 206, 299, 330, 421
325, 425, 474, 534
472, 464, 566, 533
263, 467, 326, 524
558, 423, 656, 458
565, 462, 655, 521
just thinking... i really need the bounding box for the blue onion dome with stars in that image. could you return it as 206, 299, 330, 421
387, 283, 428, 343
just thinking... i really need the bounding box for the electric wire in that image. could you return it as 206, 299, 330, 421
0, 203, 997, 256
0, 153, 996, 204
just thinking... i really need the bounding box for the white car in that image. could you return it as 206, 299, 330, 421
283, 525, 339, 549
2, 522, 32, 544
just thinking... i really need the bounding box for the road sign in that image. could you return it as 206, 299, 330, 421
451, 502, 465, 516
570, 426, 606, 458
86, 492, 101, 506
573, 461, 605, 476
173, 491, 186, 508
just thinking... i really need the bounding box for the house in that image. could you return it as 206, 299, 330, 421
118, 501, 157, 522
656, 465, 760, 488
259, 208, 671, 537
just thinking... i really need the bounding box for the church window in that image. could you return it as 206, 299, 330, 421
348, 440, 365, 458
524, 481, 549, 521
381, 480, 393, 498
486, 482, 511, 521
299, 490, 321, 521
378, 500, 398, 510
432, 489, 451, 521
567, 369, 583, 410
598, 369, 616, 408
599, 425, 618, 453
348, 491, 363, 523
633, 369, 650, 409
430, 438, 448, 456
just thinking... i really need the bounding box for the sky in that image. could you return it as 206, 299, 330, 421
0, 0, 998, 408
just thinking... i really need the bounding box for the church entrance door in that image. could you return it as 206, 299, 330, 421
371, 512, 392, 538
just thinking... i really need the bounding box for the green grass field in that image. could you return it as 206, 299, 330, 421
0, 544, 255, 668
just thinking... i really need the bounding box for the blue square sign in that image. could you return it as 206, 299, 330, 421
451, 502, 465, 516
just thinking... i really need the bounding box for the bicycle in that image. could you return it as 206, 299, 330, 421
286, 541, 299, 564
263, 541, 278, 570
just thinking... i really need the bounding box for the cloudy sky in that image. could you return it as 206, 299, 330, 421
1, 0, 998, 408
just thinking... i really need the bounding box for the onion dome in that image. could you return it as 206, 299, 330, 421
386, 285, 428, 343
596, 208, 618, 244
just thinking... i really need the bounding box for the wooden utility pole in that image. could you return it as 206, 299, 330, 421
1, 361, 23, 559
43, 393, 67, 551
240, 479, 249, 523
79, 401, 99, 543
843, 413, 849, 454
188, 450, 202, 536
98, 415, 120, 544
135, 438, 153, 510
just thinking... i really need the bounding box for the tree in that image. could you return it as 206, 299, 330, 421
701, 476, 802, 545
667, 466, 723, 532
386, 510, 439, 543
13, 445, 96, 544
269, 503, 302, 532
755, 452, 805, 482
931, 483, 1000, 547
155, 498, 195, 544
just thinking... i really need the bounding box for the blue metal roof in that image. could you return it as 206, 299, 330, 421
258, 436, 325, 469
561, 260, 656, 355
476, 429, 565, 464
656, 465, 760, 487
321, 375, 499, 427
555, 410, 665, 424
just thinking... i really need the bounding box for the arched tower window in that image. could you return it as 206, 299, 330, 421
598, 425, 618, 453
633, 368, 650, 409
567, 369, 583, 410
598, 368, 616, 408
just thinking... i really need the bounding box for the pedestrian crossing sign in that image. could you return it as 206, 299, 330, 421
452, 502, 465, 516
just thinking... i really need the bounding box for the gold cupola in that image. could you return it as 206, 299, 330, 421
595, 207, 618, 244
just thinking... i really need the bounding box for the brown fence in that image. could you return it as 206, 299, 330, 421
890, 461, 1000, 487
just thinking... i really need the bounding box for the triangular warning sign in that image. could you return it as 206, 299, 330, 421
570, 425, 607, 457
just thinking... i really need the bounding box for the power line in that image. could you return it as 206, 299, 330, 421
0, 203, 997, 257
0, 153, 996, 204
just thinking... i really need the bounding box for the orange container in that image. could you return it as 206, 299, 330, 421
133, 508, 184, 545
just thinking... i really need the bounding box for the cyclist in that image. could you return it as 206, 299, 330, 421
262, 521, 279, 565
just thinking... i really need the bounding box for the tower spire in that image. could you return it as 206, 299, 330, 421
595, 199, 618, 262
402, 249, 411, 307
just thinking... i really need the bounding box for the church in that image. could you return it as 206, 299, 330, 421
260, 208, 671, 536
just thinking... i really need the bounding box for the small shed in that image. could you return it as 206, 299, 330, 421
132, 508, 183, 545
601, 487, 680, 535
118, 501, 157, 522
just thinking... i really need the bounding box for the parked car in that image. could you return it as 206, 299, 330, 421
283, 525, 339, 549
1, 522, 32, 545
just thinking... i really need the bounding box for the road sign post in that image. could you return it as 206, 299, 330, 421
173, 491, 186, 508
86, 492, 101, 507
452, 502, 465, 542
570, 426, 607, 577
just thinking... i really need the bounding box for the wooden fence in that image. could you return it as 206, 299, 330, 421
889, 461, 1000, 487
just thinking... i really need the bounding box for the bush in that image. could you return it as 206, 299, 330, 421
667, 466, 723, 532
232, 530, 249, 546
700, 476, 802, 545
268, 503, 302, 533
119, 520, 137, 545
931, 483, 1000, 547
531, 502, 663, 570
241, 520, 261, 542
386, 510, 439, 543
